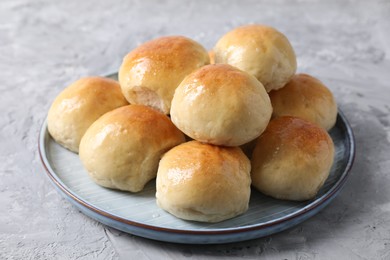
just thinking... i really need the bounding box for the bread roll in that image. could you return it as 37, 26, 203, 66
48, 77, 128, 153
251, 116, 335, 201
269, 73, 338, 130
170, 64, 272, 146
79, 105, 185, 192
156, 141, 251, 223
214, 24, 297, 92
119, 36, 209, 114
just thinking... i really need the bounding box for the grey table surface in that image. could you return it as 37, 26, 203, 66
1, 0, 390, 259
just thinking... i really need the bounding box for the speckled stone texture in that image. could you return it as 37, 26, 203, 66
1, 0, 389, 259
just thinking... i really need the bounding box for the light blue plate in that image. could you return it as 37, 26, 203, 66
39, 76, 355, 244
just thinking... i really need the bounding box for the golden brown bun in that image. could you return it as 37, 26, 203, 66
170, 64, 272, 146
79, 105, 185, 192
156, 141, 251, 222
269, 74, 338, 130
214, 24, 297, 92
47, 77, 128, 153
119, 36, 209, 114
251, 116, 334, 201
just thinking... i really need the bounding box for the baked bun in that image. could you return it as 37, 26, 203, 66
214, 24, 297, 92
251, 116, 334, 201
79, 105, 185, 192
48, 77, 128, 153
269, 74, 338, 130
170, 64, 272, 146
119, 36, 209, 114
156, 141, 251, 223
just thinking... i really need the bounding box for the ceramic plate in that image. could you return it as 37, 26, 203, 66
39, 75, 355, 244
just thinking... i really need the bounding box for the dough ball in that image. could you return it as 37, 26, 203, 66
170, 64, 272, 146
156, 141, 251, 222
79, 105, 185, 192
214, 24, 297, 92
251, 116, 335, 201
269, 73, 337, 130
48, 76, 128, 153
119, 36, 209, 114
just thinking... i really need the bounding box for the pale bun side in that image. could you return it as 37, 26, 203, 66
269, 73, 338, 130
208, 50, 215, 64
79, 105, 185, 192
214, 24, 297, 92
47, 77, 128, 153
119, 36, 210, 114
251, 116, 335, 201
156, 141, 251, 223
170, 64, 272, 146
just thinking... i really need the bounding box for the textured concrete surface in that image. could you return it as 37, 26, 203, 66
1, 0, 390, 259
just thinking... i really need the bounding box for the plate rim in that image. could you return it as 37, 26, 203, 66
38, 109, 355, 237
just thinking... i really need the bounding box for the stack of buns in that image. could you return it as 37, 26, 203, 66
47, 24, 337, 223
